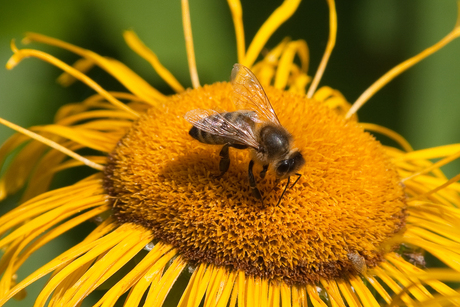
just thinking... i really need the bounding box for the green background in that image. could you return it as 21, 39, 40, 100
0, 1, 459, 306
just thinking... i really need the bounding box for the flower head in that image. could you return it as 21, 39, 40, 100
1, 1, 460, 306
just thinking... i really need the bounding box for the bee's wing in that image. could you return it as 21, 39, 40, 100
184, 109, 260, 149
231, 63, 281, 125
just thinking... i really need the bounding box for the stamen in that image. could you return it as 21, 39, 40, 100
0, 117, 104, 171
306, 0, 337, 99
181, 0, 200, 89
123, 31, 185, 93
7, 44, 139, 118
243, 0, 301, 68
346, 2, 460, 118
227, 0, 246, 63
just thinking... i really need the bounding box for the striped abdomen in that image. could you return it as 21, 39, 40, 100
189, 111, 256, 145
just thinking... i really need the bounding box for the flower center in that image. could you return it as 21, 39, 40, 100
104, 82, 407, 285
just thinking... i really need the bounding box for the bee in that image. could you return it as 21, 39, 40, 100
185, 64, 305, 204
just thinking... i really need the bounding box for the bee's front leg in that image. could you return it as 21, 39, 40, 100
260, 164, 269, 179
248, 160, 262, 200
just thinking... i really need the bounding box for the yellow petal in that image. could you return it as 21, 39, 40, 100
57, 225, 153, 306
123, 31, 185, 93
336, 279, 361, 307
365, 275, 392, 305
124, 245, 173, 306
146, 256, 187, 307
24, 33, 166, 105
244, 0, 301, 67
280, 282, 292, 307
178, 264, 212, 307
348, 276, 380, 307
0, 219, 116, 306
227, 0, 245, 62
306, 285, 328, 307
96, 243, 174, 307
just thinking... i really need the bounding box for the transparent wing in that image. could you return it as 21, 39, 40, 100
184, 109, 260, 149
231, 63, 281, 125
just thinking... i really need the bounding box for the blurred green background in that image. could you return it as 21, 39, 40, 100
0, 0, 459, 306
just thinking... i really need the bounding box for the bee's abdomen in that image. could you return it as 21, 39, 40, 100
189, 111, 255, 145
189, 126, 225, 144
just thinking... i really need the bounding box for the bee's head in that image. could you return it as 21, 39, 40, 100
275, 150, 305, 178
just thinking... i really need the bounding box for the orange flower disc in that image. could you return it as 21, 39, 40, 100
104, 82, 407, 285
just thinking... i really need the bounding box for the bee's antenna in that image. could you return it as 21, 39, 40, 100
276, 174, 302, 206
290, 173, 302, 189
276, 176, 291, 206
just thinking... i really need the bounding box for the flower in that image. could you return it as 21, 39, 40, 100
1, 0, 460, 306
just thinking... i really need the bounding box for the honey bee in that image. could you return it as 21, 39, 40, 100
185, 64, 305, 204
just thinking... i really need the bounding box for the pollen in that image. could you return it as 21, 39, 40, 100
104, 82, 406, 285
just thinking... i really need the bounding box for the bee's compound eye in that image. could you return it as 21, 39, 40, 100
276, 160, 290, 176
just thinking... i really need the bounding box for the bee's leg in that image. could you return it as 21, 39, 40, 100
248, 160, 262, 200
276, 176, 291, 206
259, 164, 269, 179
216, 144, 231, 178
216, 144, 247, 178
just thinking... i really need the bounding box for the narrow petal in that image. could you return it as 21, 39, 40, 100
124, 245, 174, 306
57, 57, 95, 87
386, 254, 460, 305
228, 280, 238, 307
144, 256, 187, 307
0, 116, 104, 171
95, 243, 174, 306
7, 45, 140, 117
402, 150, 460, 182
1, 205, 110, 279
238, 271, 247, 307
23, 33, 166, 105
360, 123, 414, 152
244, 0, 301, 68
227, 0, 245, 63
267, 282, 280, 307
0, 219, 116, 306
346, 5, 460, 118
348, 276, 380, 307
274, 40, 309, 90
291, 286, 306, 307
312, 86, 352, 118
0, 194, 106, 249
123, 31, 185, 93
336, 279, 362, 307
178, 264, 213, 307
181, 0, 200, 89
280, 282, 292, 307
307, 0, 337, 98
306, 285, 328, 307
0, 140, 48, 197
320, 279, 346, 306
380, 259, 434, 303
52, 225, 153, 306
212, 270, 237, 307
365, 275, 392, 305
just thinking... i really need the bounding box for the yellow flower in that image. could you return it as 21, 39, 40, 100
1, 0, 460, 306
